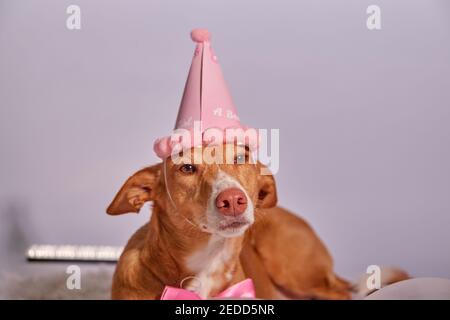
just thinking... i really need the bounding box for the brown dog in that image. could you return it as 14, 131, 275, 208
107, 144, 352, 299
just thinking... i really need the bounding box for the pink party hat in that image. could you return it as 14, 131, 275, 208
153, 29, 258, 159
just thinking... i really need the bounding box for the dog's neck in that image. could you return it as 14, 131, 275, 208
143, 203, 245, 298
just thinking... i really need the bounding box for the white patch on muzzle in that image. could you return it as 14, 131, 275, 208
205, 170, 254, 238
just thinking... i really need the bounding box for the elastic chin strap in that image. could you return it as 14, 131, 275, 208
163, 158, 205, 231
163, 157, 177, 210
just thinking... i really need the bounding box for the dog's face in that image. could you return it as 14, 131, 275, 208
107, 143, 277, 238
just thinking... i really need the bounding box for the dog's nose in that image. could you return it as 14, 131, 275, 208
215, 188, 248, 216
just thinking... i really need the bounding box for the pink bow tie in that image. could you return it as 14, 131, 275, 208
160, 278, 256, 300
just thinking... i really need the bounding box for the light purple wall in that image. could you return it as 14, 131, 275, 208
1, 0, 449, 278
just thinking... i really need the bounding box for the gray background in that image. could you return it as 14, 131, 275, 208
1, 0, 449, 280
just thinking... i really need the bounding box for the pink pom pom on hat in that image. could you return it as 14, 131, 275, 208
153, 29, 258, 159
190, 28, 211, 42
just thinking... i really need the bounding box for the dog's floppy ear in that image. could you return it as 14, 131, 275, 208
107, 164, 161, 215
256, 162, 278, 208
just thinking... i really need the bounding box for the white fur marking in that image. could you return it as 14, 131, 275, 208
186, 235, 233, 298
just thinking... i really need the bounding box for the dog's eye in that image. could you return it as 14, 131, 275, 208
180, 164, 197, 174
234, 154, 247, 164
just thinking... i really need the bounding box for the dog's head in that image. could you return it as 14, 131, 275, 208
107, 143, 277, 237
